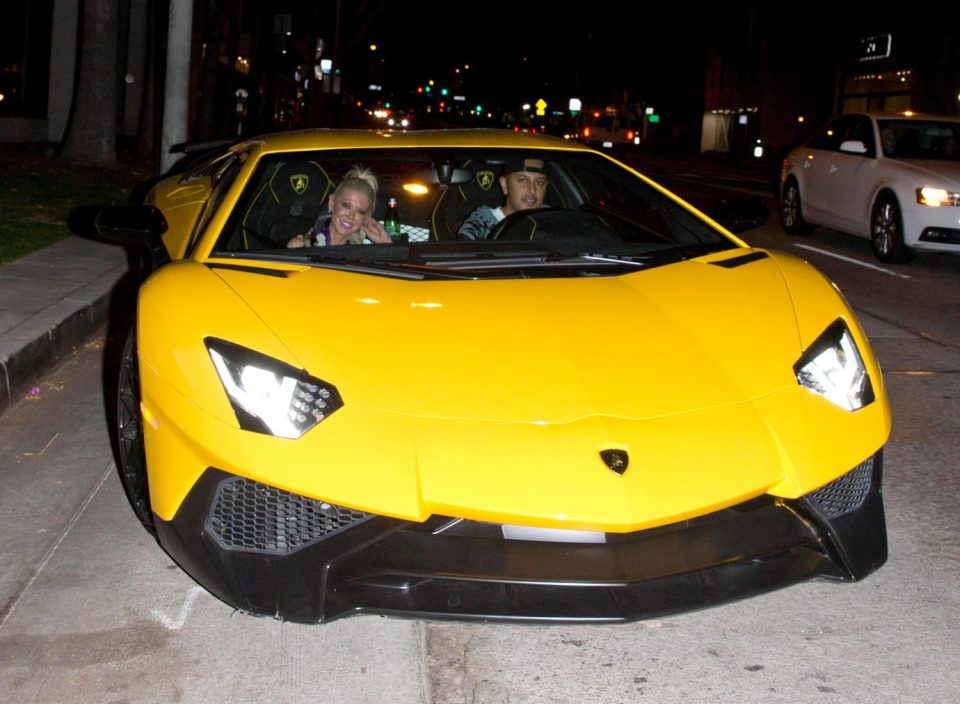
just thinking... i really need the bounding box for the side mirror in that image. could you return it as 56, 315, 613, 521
839, 140, 868, 155
69, 205, 171, 266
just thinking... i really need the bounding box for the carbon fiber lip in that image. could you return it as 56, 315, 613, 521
154, 452, 886, 624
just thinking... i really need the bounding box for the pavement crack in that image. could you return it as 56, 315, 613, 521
855, 306, 960, 352
0, 463, 113, 632
20, 432, 60, 458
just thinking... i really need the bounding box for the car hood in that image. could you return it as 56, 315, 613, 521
138, 250, 890, 530
888, 158, 960, 186
218, 252, 802, 423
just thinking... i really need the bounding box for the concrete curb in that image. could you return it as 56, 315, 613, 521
0, 236, 129, 414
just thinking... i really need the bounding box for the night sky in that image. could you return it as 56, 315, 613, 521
353, 2, 887, 113
360, 2, 717, 106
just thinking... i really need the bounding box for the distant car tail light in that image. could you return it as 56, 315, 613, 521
917, 187, 960, 207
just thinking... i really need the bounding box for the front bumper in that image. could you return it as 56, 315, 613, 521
155, 451, 887, 624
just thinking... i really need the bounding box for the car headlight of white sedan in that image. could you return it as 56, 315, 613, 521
916, 187, 960, 207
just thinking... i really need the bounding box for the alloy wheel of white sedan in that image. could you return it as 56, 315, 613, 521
870, 195, 912, 263
780, 179, 813, 236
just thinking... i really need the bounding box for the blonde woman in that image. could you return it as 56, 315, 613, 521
288, 165, 392, 246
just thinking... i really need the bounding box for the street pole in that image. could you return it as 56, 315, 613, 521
160, 0, 194, 173
328, 0, 341, 127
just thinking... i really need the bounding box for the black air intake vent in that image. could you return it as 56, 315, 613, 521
807, 456, 874, 518
207, 476, 370, 554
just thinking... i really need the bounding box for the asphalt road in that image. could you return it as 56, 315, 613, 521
1, 165, 958, 703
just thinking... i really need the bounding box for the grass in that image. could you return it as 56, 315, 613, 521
0, 151, 150, 265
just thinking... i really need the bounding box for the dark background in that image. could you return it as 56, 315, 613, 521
2, 1, 958, 170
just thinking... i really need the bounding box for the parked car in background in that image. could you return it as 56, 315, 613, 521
73, 128, 889, 624
780, 112, 960, 263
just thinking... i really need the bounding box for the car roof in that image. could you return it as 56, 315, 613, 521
846, 111, 960, 123
233, 128, 597, 155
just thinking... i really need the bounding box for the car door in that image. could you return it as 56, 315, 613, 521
819, 115, 879, 235
795, 117, 851, 223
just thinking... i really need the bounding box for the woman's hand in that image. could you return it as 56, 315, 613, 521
361, 218, 393, 244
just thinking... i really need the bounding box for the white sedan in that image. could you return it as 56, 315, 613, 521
779, 112, 960, 263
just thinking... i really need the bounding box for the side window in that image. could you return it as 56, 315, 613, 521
843, 117, 877, 158
807, 118, 845, 150
807, 116, 858, 151
186, 152, 245, 256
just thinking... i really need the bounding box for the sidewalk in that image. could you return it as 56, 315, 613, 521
0, 235, 130, 414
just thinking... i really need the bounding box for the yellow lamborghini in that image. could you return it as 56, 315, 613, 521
77, 129, 890, 623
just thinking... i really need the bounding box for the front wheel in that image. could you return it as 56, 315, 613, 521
780, 179, 813, 236
117, 329, 155, 533
870, 195, 912, 263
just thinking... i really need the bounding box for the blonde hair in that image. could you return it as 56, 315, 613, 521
333, 165, 378, 210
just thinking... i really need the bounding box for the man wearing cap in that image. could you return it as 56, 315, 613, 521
458, 156, 549, 239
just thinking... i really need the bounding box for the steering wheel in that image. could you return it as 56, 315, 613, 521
488, 207, 554, 240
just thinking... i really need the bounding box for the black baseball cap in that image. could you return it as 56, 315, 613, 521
501, 156, 547, 176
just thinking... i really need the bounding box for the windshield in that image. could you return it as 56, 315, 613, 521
212, 147, 736, 278
879, 119, 960, 160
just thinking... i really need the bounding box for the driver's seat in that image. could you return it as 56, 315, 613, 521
430, 159, 502, 240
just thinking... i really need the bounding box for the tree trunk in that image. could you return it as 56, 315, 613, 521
61, 0, 119, 164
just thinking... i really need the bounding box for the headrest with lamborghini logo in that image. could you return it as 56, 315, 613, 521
430, 159, 503, 241
241, 160, 334, 248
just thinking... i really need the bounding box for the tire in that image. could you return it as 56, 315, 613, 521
870, 194, 913, 263
117, 329, 155, 533
780, 178, 813, 236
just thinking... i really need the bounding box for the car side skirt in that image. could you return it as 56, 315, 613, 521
153, 451, 887, 624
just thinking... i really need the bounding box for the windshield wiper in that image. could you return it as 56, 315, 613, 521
217, 250, 432, 280
577, 254, 649, 267
414, 252, 565, 270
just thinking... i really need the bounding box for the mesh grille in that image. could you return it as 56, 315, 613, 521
207, 476, 370, 554
807, 456, 874, 519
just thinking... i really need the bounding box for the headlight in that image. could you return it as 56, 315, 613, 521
206, 338, 343, 438
794, 320, 875, 411
916, 187, 960, 207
